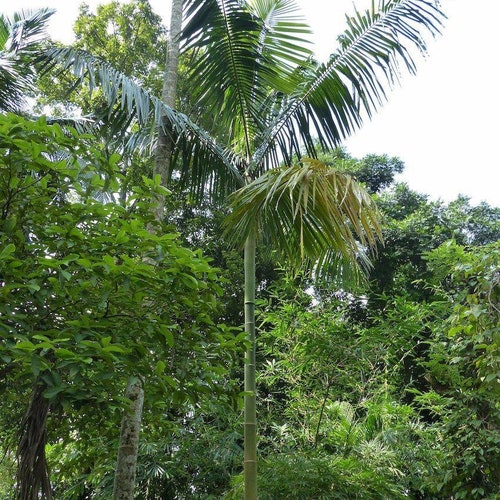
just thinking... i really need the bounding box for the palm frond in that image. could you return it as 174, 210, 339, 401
0, 16, 10, 50
252, 0, 445, 168
182, 0, 263, 159
0, 8, 54, 112
224, 158, 382, 282
182, 0, 312, 162
0, 55, 28, 111
249, 0, 313, 89
37, 46, 245, 200
8, 8, 55, 52
45, 115, 99, 135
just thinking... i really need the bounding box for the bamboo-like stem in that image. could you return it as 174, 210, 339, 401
314, 373, 335, 449
243, 232, 257, 500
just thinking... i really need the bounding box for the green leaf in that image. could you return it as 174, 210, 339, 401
15, 340, 35, 351
31, 355, 43, 376
55, 348, 77, 359
102, 344, 127, 354
76, 258, 92, 268
115, 228, 129, 244
163, 375, 178, 388
44, 384, 65, 400
0, 243, 15, 260
159, 324, 175, 347
26, 280, 41, 292
101, 336, 112, 347
155, 360, 166, 376
59, 269, 72, 281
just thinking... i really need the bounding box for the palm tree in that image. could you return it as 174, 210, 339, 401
36, 0, 445, 497
0, 8, 54, 112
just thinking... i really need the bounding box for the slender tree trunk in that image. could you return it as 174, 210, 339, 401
112, 377, 144, 500
153, 0, 183, 220
113, 2, 183, 497
314, 373, 335, 449
243, 232, 257, 500
16, 380, 52, 500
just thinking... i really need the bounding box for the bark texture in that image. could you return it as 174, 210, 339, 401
16, 380, 52, 500
153, 0, 183, 220
112, 377, 145, 500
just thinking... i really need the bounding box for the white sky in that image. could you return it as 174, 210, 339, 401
2, 0, 499, 206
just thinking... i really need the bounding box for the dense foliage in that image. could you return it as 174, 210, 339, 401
0, 1, 498, 499
0, 113, 243, 498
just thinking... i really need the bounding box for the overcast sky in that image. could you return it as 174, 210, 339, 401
3, 0, 499, 206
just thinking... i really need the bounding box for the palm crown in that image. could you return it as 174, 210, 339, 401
180, 0, 443, 175
40, 0, 443, 203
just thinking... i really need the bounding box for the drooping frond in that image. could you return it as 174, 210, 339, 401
0, 8, 54, 112
252, 0, 445, 169
37, 46, 245, 200
182, 0, 312, 162
224, 158, 382, 282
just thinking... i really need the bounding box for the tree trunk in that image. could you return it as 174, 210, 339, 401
112, 377, 144, 500
153, 0, 183, 220
16, 380, 52, 500
243, 232, 257, 500
112, 3, 183, 496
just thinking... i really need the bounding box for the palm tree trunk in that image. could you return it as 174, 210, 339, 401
153, 0, 183, 220
243, 232, 257, 500
112, 377, 144, 500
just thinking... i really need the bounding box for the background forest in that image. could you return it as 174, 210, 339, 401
0, 1, 499, 499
